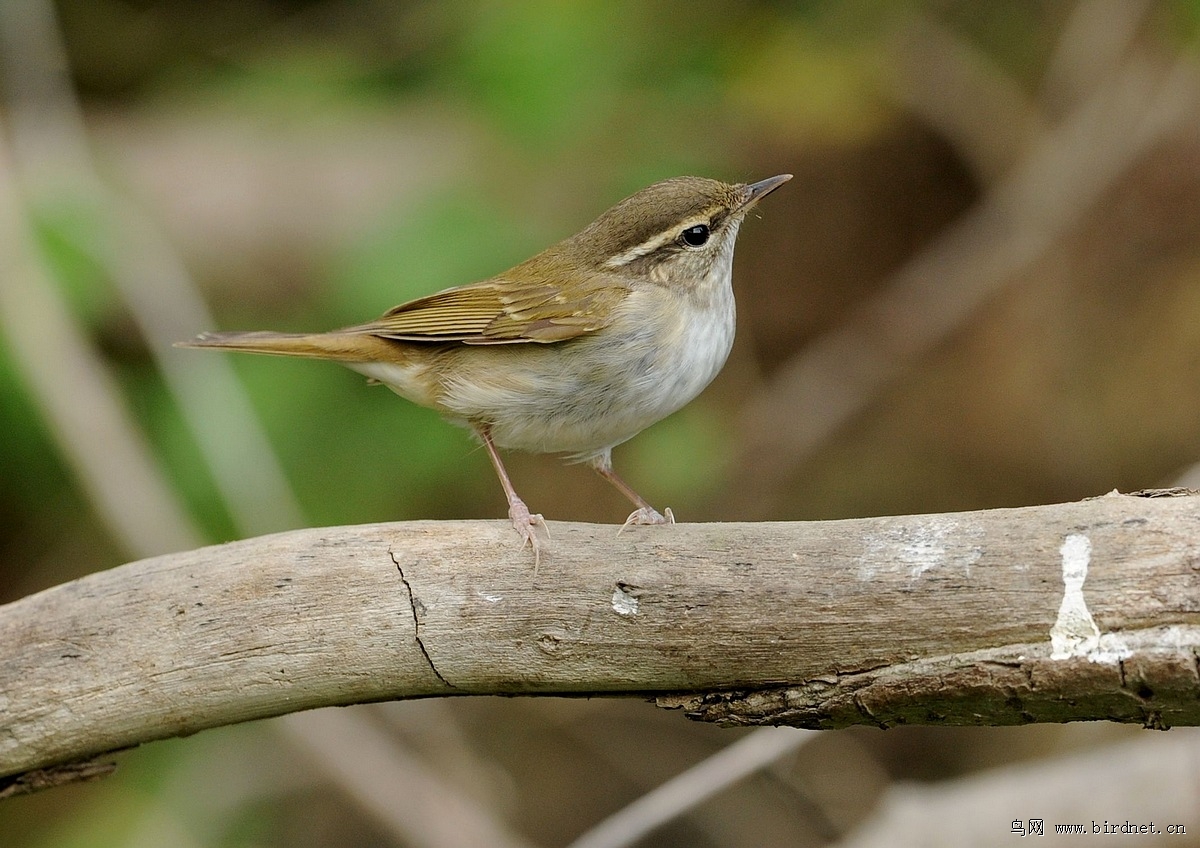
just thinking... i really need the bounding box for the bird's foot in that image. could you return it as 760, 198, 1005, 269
509, 498, 549, 571
619, 506, 675, 533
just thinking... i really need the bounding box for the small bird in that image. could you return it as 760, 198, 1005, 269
180, 174, 790, 559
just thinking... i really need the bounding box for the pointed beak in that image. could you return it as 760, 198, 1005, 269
737, 173, 792, 211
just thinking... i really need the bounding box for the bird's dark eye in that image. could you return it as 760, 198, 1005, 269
679, 224, 710, 248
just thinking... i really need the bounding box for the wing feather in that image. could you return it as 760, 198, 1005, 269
343, 257, 630, 345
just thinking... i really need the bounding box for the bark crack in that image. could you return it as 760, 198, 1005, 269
388, 549, 454, 689
0, 755, 118, 799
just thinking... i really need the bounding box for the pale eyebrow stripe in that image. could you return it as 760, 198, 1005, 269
603, 214, 715, 268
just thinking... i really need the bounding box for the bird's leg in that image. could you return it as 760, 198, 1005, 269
588, 452, 675, 531
477, 425, 547, 565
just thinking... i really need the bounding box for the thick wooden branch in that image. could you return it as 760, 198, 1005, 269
3, 491, 1200, 794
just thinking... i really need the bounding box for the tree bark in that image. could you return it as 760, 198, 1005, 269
3, 491, 1199, 795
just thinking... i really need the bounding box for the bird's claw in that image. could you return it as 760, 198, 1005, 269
618, 506, 675, 533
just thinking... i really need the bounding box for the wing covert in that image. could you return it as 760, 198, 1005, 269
345, 269, 630, 345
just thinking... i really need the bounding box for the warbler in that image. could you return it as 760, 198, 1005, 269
181, 174, 791, 560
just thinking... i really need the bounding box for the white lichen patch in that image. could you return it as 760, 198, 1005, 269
857, 518, 981, 581
611, 585, 639, 616
1050, 533, 1132, 663
898, 521, 951, 578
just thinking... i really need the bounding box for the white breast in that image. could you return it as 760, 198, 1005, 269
463, 262, 736, 459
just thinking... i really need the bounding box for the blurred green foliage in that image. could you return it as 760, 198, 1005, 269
4, 0, 1196, 572
6, 0, 818, 557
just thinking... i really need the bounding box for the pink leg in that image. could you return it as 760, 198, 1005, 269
477, 425, 547, 564
588, 452, 675, 530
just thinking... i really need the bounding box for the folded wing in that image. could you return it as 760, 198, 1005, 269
347, 264, 630, 345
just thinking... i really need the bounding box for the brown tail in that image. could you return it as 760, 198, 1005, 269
176, 330, 401, 363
